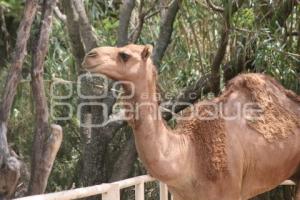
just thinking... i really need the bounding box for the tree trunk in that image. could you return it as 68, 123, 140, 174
72, 0, 98, 51
210, 27, 229, 95
62, 0, 126, 193
209, 0, 245, 95
109, 129, 137, 182
61, 0, 85, 68
0, 0, 38, 198
28, 0, 63, 195
117, 0, 136, 46
152, 0, 181, 69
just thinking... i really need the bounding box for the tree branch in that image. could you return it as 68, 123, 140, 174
145, 9, 160, 20
152, 0, 181, 69
129, 0, 159, 43
129, 0, 145, 43
53, 6, 66, 23
210, 28, 229, 94
205, 0, 224, 13
117, 0, 136, 46
61, 0, 85, 68
73, 0, 98, 51
210, 0, 245, 94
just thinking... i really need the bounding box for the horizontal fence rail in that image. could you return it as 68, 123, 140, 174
14, 175, 166, 200
14, 176, 295, 200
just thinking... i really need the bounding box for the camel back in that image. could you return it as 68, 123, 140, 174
176, 73, 300, 180
223, 73, 300, 142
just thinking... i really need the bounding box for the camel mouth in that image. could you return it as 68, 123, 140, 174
82, 62, 103, 71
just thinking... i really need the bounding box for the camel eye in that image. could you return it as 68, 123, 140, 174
119, 52, 130, 62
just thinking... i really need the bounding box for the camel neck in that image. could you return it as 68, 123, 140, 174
130, 74, 164, 132
121, 65, 190, 182
122, 70, 177, 178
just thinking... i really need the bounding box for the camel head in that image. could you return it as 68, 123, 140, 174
82, 44, 154, 82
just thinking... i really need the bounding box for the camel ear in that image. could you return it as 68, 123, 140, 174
141, 44, 153, 61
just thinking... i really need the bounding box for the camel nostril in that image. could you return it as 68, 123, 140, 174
87, 50, 98, 57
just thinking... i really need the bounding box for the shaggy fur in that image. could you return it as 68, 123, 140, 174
176, 73, 300, 180
177, 103, 227, 180
225, 74, 300, 142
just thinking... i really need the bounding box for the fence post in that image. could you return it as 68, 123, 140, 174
159, 182, 168, 200
102, 184, 120, 200
135, 181, 144, 200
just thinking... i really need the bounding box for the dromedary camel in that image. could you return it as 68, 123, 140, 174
82, 44, 300, 200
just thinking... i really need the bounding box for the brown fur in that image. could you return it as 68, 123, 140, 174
264, 75, 300, 104
222, 74, 300, 142
176, 73, 300, 179
177, 103, 227, 180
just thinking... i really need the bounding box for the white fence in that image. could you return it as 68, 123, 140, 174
15, 175, 169, 200
14, 176, 295, 200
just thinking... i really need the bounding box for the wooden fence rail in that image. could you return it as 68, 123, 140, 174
14, 176, 295, 200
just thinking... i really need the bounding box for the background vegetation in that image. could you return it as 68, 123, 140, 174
0, 0, 299, 199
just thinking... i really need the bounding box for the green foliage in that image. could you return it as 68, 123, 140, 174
0, 0, 23, 18
45, 19, 74, 79
97, 17, 119, 45
87, 0, 119, 45
255, 32, 300, 92
8, 82, 34, 162
233, 8, 255, 29
174, 68, 200, 87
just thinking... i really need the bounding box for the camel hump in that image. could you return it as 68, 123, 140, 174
226, 73, 300, 104
224, 73, 300, 142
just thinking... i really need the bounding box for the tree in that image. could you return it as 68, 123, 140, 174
28, 0, 63, 195
0, 0, 38, 198
0, 0, 63, 197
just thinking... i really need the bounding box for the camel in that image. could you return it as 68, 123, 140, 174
82, 44, 300, 200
